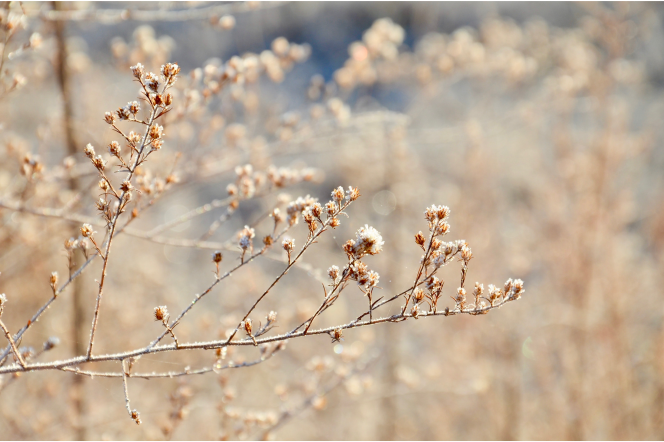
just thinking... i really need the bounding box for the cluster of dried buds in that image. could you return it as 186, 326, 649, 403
406, 205, 525, 316
191, 36, 311, 102
19, 153, 44, 179
225, 164, 317, 210
81, 62, 180, 240
333, 18, 406, 90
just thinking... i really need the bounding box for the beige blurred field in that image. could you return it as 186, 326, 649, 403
0, 2, 663, 440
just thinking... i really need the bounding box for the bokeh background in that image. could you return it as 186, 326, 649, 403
0, 1, 663, 440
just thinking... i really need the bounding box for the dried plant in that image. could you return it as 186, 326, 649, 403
0, 60, 523, 420
0, 2, 661, 440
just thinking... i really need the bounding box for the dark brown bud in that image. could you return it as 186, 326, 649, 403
415, 231, 426, 248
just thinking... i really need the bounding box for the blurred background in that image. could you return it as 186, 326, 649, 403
0, 1, 663, 440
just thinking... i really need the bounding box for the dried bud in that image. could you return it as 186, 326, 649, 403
267, 311, 277, 323
104, 112, 116, 124
131, 409, 141, 425
43, 336, 60, 351
271, 208, 284, 224
346, 186, 360, 201
20, 346, 35, 360
461, 245, 472, 262
435, 221, 450, 236
455, 287, 466, 304
120, 180, 133, 192
325, 201, 336, 217
282, 238, 295, 252
84, 143, 95, 159
415, 231, 426, 248
145, 72, 159, 91
513, 279, 524, 293
131, 63, 144, 79
98, 179, 109, 192
329, 217, 340, 228
50, 271, 58, 288
331, 186, 344, 203
504, 278, 513, 294
342, 240, 355, 256
332, 328, 343, 342
154, 305, 169, 322
80, 224, 94, 238
0, 293, 7, 308
128, 101, 140, 114
92, 155, 106, 171
212, 251, 223, 263
154, 94, 164, 106
117, 106, 130, 120
64, 237, 78, 250
328, 265, 340, 283
243, 319, 253, 335
263, 235, 274, 246
311, 203, 323, 218
108, 141, 121, 156
164, 93, 173, 106
149, 124, 164, 140
161, 62, 181, 79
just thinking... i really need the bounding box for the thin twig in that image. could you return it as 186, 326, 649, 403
31, 2, 287, 23
0, 318, 26, 369
0, 295, 519, 376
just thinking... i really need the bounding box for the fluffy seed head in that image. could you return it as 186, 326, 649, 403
351, 225, 384, 257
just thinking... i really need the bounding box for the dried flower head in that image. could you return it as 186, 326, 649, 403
282, 238, 295, 252
328, 265, 340, 283
108, 141, 121, 156
154, 305, 169, 322
346, 186, 360, 201
80, 224, 94, 238
331, 186, 344, 203
84, 143, 95, 159
130, 62, 144, 79
238, 225, 255, 250
161, 62, 181, 80
350, 225, 384, 257
212, 251, 223, 263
